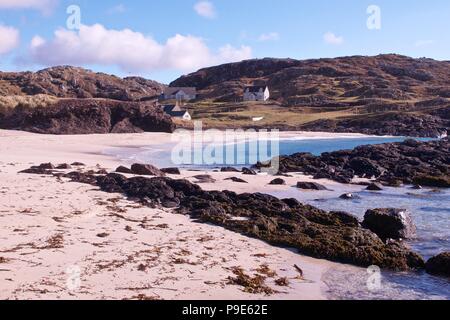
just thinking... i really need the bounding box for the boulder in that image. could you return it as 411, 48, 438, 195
193, 174, 216, 183
425, 252, 450, 277
330, 211, 360, 227
116, 166, 133, 174
225, 177, 248, 184
339, 193, 361, 200
131, 163, 165, 177
38, 163, 55, 169
296, 182, 328, 191
161, 167, 181, 175
366, 183, 383, 191
362, 208, 416, 240
56, 163, 72, 170
220, 167, 240, 172
269, 178, 286, 185
242, 167, 257, 175
71, 162, 85, 166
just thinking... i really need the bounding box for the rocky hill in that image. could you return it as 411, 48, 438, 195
0, 66, 165, 101
0, 66, 175, 134
171, 54, 450, 137
171, 54, 450, 104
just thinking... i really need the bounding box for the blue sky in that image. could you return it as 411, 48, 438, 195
0, 0, 449, 83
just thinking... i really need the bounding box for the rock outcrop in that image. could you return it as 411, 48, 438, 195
0, 99, 175, 134
20, 166, 423, 272
425, 252, 450, 277
0, 66, 165, 101
256, 138, 450, 188
362, 208, 417, 240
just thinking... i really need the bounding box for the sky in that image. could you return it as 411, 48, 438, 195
0, 0, 449, 83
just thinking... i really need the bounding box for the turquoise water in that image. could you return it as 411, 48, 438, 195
110, 136, 428, 169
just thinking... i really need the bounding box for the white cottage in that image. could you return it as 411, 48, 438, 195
243, 86, 270, 102
162, 104, 192, 121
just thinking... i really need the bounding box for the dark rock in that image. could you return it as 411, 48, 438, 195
71, 162, 85, 166
258, 139, 450, 188
362, 208, 416, 241
330, 211, 360, 227
425, 252, 450, 277
296, 182, 328, 191
339, 193, 361, 200
38, 163, 55, 170
64, 171, 98, 185
116, 166, 133, 174
19, 167, 53, 175
131, 163, 165, 177
96, 233, 109, 238
220, 167, 240, 172
242, 167, 257, 175
193, 174, 216, 183
366, 183, 383, 191
161, 167, 181, 175
19, 163, 56, 175
413, 175, 450, 188
225, 177, 248, 183
347, 157, 383, 178
56, 164, 72, 170
412, 184, 423, 190
269, 178, 286, 185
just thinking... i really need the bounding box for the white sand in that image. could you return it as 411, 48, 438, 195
0, 130, 359, 300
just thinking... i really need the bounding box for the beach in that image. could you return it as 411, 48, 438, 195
0, 129, 369, 300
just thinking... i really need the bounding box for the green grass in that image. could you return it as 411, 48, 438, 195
183, 101, 357, 129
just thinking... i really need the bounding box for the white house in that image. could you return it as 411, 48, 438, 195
243, 86, 270, 102
162, 87, 197, 101
162, 104, 192, 121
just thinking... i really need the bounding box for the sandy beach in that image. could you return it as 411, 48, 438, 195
0, 129, 364, 300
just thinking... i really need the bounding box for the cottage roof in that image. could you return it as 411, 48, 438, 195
162, 105, 190, 117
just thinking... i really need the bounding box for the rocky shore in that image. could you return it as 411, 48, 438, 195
256, 138, 450, 188
20, 162, 430, 272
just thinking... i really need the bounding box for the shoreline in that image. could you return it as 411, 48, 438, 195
0, 129, 368, 300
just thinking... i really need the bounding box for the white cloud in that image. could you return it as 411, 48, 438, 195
194, 1, 216, 19
29, 24, 252, 73
0, 25, 20, 55
0, 0, 58, 14
323, 32, 344, 45
258, 32, 280, 42
415, 40, 434, 47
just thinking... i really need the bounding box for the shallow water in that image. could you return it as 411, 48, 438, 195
107, 136, 425, 169
107, 136, 449, 300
